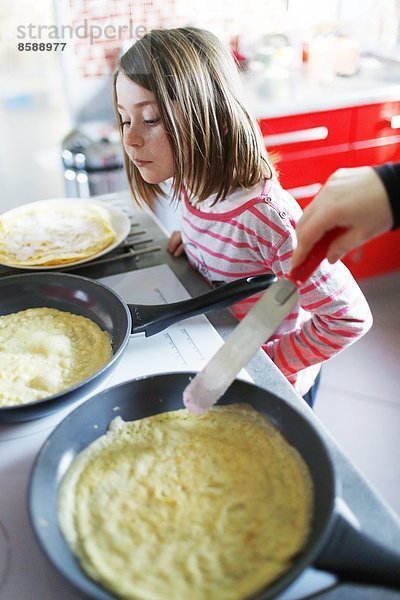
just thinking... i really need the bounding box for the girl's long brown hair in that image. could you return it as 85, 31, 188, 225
113, 27, 272, 206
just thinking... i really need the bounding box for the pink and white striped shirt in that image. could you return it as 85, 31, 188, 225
179, 179, 373, 396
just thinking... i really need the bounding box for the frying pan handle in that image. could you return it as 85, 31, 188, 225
314, 499, 400, 589
128, 273, 277, 336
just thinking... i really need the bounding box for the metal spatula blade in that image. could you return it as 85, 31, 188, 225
183, 278, 297, 414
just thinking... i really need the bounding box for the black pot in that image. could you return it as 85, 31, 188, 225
29, 374, 400, 599
0, 271, 276, 421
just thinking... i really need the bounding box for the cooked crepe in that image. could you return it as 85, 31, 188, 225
0, 308, 112, 407
58, 405, 314, 600
0, 203, 116, 266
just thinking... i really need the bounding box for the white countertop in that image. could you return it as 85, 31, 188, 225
242, 55, 400, 118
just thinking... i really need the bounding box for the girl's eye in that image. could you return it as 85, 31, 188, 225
121, 121, 130, 128
144, 118, 160, 126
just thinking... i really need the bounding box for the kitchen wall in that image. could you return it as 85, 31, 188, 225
49, 0, 400, 122
2, 0, 399, 123
0, 0, 64, 105
0, 0, 70, 211
55, 0, 289, 122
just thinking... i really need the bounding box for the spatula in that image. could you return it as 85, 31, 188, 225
183, 227, 345, 414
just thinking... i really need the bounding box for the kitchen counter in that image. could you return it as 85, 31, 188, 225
242, 54, 400, 118
0, 191, 399, 599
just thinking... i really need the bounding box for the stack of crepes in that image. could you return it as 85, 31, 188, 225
0, 203, 116, 267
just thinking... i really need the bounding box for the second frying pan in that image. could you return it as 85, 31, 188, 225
0, 271, 276, 421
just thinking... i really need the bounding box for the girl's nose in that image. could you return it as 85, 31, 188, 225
124, 126, 143, 147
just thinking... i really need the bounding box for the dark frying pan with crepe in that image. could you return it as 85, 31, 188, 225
29, 373, 400, 600
0, 270, 276, 422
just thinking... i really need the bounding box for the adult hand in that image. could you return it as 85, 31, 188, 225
167, 230, 185, 257
291, 166, 394, 268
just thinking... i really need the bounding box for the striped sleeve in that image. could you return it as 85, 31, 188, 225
266, 230, 373, 381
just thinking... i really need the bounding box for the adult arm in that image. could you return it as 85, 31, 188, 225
374, 162, 400, 229
291, 165, 398, 269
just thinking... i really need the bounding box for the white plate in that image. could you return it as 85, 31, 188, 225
0, 198, 131, 270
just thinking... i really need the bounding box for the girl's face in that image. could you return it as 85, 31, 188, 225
116, 73, 175, 184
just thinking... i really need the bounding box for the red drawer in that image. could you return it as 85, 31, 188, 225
350, 102, 400, 165
259, 107, 353, 157
276, 150, 351, 208
258, 103, 400, 280
352, 101, 400, 142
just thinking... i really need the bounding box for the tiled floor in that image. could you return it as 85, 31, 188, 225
315, 269, 400, 518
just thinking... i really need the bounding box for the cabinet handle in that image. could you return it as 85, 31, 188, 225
390, 115, 400, 129
380, 115, 400, 129
263, 126, 328, 146
288, 183, 322, 199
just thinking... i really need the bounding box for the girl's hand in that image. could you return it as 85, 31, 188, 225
168, 230, 185, 257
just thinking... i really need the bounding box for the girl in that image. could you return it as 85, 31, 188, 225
113, 27, 372, 406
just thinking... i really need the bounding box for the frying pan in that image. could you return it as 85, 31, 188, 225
0, 271, 276, 422
29, 374, 400, 600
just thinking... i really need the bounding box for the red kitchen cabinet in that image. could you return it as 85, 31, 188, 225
350, 101, 400, 166
260, 102, 400, 280
259, 107, 353, 207
344, 102, 400, 279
